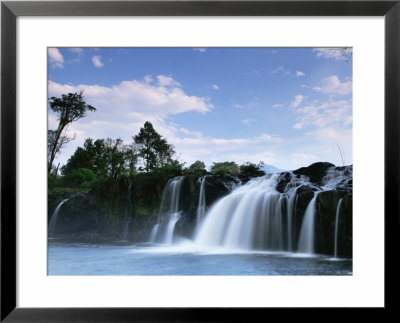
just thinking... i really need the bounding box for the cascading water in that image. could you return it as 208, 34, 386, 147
334, 198, 343, 258
121, 179, 133, 241
297, 192, 319, 254
194, 168, 349, 255
286, 185, 299, 252
149, 224, 159, 243
150, 176, 185, 244
196, 176, 207, 223
163, 212, 180, 244
195, 175, 289, 250
49, 199, 69, 237
146, 164, 351, 256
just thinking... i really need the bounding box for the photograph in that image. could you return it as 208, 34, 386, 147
47, 47, 353, 276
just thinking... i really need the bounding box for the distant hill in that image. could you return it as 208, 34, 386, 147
259, 164, 285, 174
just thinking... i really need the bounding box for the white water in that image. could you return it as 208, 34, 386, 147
322, 166, 352, 190
196, 176, 207, 223
149, 224, 159, 243
286, 186, 299, 252
48, 199, 69, 236
297, 192, 318, 254
121, 179, 133, 241
163, 212, 181, 244
195, 175, 289, 250
152, 176, 185, 243
334, 198, 343, 258
149, 167, 350, 256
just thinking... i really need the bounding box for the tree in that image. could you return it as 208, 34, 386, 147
62, 137, 137, 185
184, 160, 207, 176
189, 160, 206, 171
211, 161, 240, 176
48, 91, 96, 174
48, 130, 75, 174
133, 121, 175, 172
239, 162, 265, 177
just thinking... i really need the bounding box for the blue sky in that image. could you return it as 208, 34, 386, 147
48, 47, 352, 171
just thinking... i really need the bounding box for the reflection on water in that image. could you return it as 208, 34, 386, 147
48, 240, 352, 276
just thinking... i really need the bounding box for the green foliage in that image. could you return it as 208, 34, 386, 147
48, 91, 96, 173
133, 121, 175, 172
184, 160, 207, 176
211, 161, 240, 176
61, 137, 137, 187
239, 162, 265, 177
62, 168, 97, 188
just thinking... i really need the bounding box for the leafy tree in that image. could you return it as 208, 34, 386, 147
104, 138, 131, 181
62, 137, 137, 185
48, 91, 96, 174
184, 160, 207, 175
133, 121, 175, 172
211, 161, 240, 176
61, 138, 107, 177
189, 160, 206, 172
63, 168, 97, 187
239, 162, 265, 177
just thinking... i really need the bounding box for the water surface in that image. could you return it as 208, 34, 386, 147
48, 240, 352, 276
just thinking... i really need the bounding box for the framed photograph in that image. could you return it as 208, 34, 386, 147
1, 0, 399, 321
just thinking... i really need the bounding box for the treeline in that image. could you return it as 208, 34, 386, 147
48, 92, 265, 190
50, 122, 266, 190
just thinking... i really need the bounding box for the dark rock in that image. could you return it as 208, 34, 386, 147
293, 162, 335, 185
275, 172, 292, 193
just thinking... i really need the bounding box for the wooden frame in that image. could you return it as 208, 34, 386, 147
1, 0, 399, 321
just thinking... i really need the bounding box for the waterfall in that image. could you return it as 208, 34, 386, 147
149, 224, 159, 243
145, 164, 351, 256
334, 198, 343, 258
196, 176, 207, 223
121, 179, 133, 241
297, 192, 319, 254
286, 186, 299, 252
163, 212, 181, 244
48, 199, 69, 236
151, 176, 185, 243
195, 175, 286, 250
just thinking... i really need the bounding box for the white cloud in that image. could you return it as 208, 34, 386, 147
290, 153, 318, 166
290, 95, 305, 108
270, 65, 290, 76
254, 134, 282, 144
69, 48, 83, 55
272, 104, 284, 109
212, 84, 219, 90
313, 75, 352, 96
143, 75, 153, 84
92, 55, 104, 68
193, 48, 207, 52
48, 48, 64, 69
292, 98, 352, 131
179, 128, 202, 137
296, 71, 305, 77
313, 48, 352, 61
241, 119, 255, 126
168, 132, 281, 168
157, 75, 181, 87
48, 77, 213, 122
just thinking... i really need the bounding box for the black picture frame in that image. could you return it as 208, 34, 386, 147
1, 0, 399, 321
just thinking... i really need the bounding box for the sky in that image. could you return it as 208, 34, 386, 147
48, 47, 352, 171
